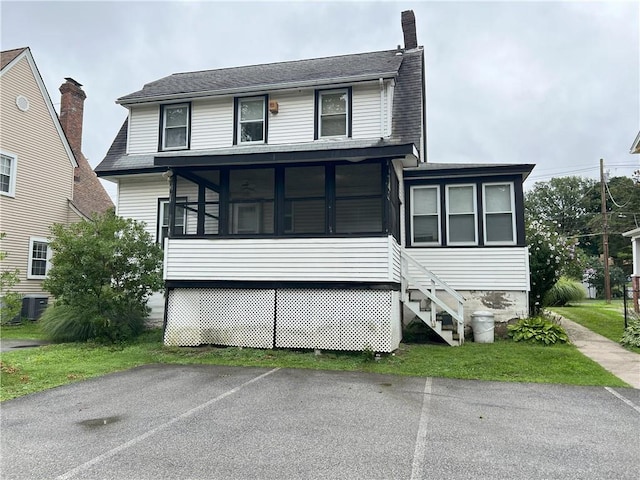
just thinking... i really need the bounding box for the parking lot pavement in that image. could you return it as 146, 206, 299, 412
1, 365, 639, 480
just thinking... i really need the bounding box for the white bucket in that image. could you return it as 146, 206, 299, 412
471, 311, 495, 343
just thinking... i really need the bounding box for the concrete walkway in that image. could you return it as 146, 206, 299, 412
559, 316, 640, 389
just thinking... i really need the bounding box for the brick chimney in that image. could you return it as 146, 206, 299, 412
59, 77, 86, 158
401, 10, 418, 50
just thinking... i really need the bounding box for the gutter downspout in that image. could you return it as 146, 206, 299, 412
379, 78, 385, 137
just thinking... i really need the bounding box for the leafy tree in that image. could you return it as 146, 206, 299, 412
525, 176, 598, 246
583, 258, 628, 299
526, 219, 576, 315
42, 211, 163, 342
0, 233, 21, 324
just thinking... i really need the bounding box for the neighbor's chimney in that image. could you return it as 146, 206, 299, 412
59, 77, 86, 158
401, 10, 418, 50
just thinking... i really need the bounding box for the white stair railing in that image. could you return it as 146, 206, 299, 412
401, 251, 465, 344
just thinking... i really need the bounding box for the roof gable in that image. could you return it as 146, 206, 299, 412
1, 47, 27, 70
117, 50, 405, 104
0, 47, 77, 169
631, 130, 640, 154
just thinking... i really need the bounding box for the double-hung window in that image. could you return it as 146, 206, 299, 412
411, 186, 440, 245
158, 198, 186, 246
317, 89, 350, 138
162, 104, 189, 150
28, 237, 50, 279
483, 183, 516, 244
0, 151, 17, 197
446, 185, 477, 245
237, 97, 266, 144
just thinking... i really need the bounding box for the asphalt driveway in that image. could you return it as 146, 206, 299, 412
1, 365, 639, 480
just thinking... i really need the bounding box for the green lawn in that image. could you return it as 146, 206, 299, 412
0, 321, 48, 340
1, 323, 628, 401
549, 299, 640, 352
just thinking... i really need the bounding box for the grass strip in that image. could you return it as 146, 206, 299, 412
549, 300, 640, 353
1, 329, 627, 402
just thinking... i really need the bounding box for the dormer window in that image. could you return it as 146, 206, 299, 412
236, 96, 267, 144
161, 103, 189, 150
316, 88, 352, 139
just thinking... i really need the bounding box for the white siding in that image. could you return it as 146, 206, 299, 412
191, 98, 233, 149
127, 105, 159, 154
268, 91, 314, 144
116, 175, 168, 238
352, 84, 382, 139
165, 236, 400, 282
406, 247, 530, 291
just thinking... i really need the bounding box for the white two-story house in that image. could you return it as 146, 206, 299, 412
96, 11, 533, 351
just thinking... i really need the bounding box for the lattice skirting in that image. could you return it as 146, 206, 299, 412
164, 288, 401, 352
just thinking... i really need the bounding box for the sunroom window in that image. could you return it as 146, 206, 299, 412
446, 185, 477, 245
229, 168, 274, 234
284, 166, 326, 234
237, 97, 266, 144
483, 183, 515, 244
162, 104, 189, 150
335, 163, 382, 233
411, 186, 440, 245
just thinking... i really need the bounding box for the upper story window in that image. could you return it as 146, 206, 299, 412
316, 88, 351, 139
483, 183, 516, 244
446, 184, 477, 245
28, 237, 50, 279
161, 104, 189, 150
236, 96, 266, 144
411, 186, 440, 245
0, 151, 17, 197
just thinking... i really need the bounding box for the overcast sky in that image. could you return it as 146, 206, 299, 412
2, 0, 639, 200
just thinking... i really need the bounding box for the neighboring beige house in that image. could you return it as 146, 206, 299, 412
0, 47, 112, 318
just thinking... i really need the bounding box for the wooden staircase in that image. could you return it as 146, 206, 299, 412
401, 251, 465, 346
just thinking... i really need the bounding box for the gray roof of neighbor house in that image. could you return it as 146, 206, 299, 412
96, 47, 425, 176
0, 47, 27, 70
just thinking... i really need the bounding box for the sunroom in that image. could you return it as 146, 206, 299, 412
155, 144, 417, 351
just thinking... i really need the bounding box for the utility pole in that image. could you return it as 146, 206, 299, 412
600, 158, 611, 303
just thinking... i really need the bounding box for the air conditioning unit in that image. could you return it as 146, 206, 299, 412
21, 295, 48, 321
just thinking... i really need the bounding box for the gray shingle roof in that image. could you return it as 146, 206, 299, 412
97, 47, 425, 175
117, 50, 405, 104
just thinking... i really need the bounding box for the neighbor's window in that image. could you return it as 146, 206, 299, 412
162, 104, 189, 150
411, 186, 440, 245
446, 184, 477, 245
483, 183, 515, 244
0, 152, 17, 197
317, 89, 349, 138
237, 97, 266, 144
28, 237, 50, 279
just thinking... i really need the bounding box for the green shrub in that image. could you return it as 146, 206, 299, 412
620, 320, 640, 348
40, 302, 147, 343
508, 317, 569, 345
42, 211, 162, 343
0, 232, 22, 324
543, 276, 586, 307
